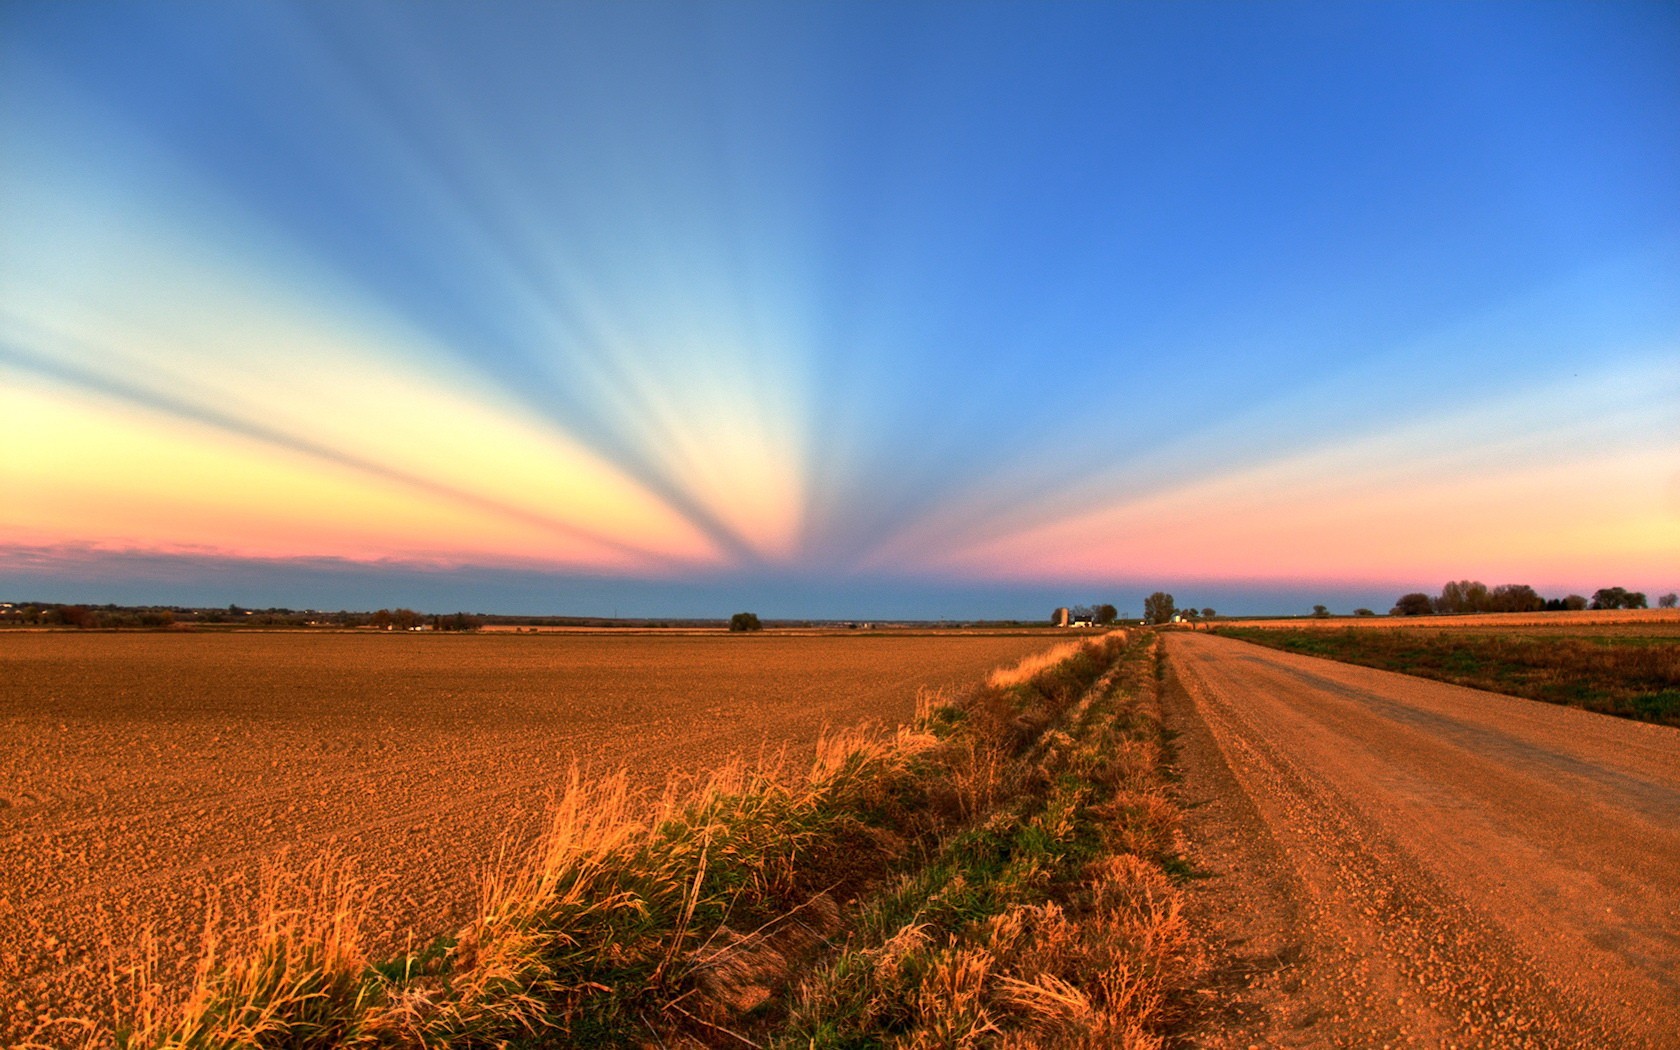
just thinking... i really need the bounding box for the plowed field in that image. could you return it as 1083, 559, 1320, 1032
0, 629, 1059, 1041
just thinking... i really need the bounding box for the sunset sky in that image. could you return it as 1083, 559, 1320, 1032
3, 1, 1677, 617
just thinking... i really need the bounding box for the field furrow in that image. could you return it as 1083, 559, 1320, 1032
1, 630, 1062, 1042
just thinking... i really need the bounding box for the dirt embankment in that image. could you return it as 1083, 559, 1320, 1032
1161, 632, 1680, 1049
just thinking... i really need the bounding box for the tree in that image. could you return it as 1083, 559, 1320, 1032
1591, 587, 1646, 610
1182, 607, 1201, 629
1311, 604, 1330, 619
1489, 584, 1544, 613
1435, 581, 1464, 613
1143, 592, 1176, 625
1094, 603, 1118, 625
1353, 608, 1375, 617
1564, 594, 1588, 611
1660, 593, 1678, 609
1392, 593, 1433, 616
1201, 608, 1216, 627
729, 611, 763, 632
1435, 580, 1490, 614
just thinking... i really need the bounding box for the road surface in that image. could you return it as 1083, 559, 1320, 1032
1162, 632, 1680, 1049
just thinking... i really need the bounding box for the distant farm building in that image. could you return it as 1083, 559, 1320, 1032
1054, 607, 1070, 627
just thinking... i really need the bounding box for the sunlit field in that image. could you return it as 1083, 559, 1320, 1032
1, 629, 1068, 1043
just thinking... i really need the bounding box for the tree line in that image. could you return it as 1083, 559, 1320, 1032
1142, 593, 1216, 627
1, 603, 485, 631
1390, 581, 1675, 616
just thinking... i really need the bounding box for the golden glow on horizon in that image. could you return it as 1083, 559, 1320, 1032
0, 376, 714, 571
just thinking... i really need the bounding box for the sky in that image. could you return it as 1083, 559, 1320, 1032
2, 1, 1677, 618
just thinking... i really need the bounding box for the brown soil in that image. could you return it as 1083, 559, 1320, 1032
0, 630, 1055, 1042
1162, 632, 1680, 1049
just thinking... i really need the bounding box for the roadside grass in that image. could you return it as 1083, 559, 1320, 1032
78, 630, 1195, 1049
986, 639, 1089, 688
775, 633, 1197, 1049
1213, 627, 1680, 725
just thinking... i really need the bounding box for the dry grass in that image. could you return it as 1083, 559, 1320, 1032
115, 861, 373, 1049
988, 639, 1091, 688
986, 629, 1125, 688
777, 633, 1200, 1048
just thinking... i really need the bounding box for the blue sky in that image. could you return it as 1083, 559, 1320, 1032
2, 1, 1676, 617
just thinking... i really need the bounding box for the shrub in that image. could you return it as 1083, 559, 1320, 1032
1392, 593, 1434, 616
729, 612, 763, 632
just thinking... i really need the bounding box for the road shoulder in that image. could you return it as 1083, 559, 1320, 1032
1160, 638, 1345, 1047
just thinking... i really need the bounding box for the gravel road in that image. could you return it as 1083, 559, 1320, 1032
1162, 632, 1680, 1049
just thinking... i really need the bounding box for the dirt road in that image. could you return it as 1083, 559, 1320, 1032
1162, 632, 1680, 1049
